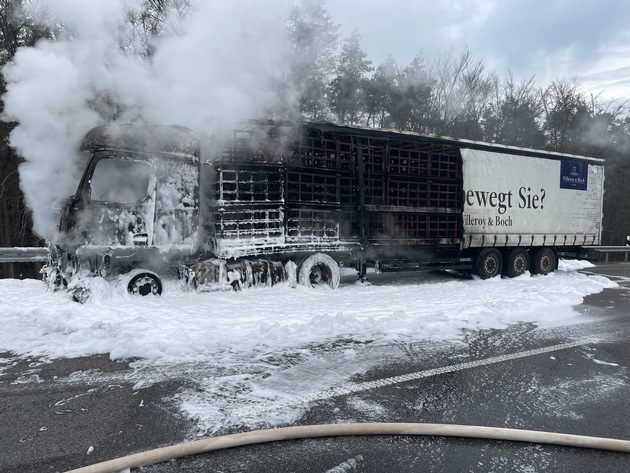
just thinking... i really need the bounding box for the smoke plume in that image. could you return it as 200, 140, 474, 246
2, 0, 293, 240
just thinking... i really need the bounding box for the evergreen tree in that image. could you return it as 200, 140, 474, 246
398, 55, 439, 133
448, 56, 496, 140
328, 30, 372, 125
364, 57, 396, 128
365, 55, 437, 132
287, 0, 339, 120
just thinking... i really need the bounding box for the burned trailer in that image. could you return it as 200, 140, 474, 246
208, 121, 604, 282
286, 122, 604, 279
208, 122, 467, 277
47, 121, 605, 299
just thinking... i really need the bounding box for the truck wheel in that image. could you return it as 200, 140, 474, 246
504, 249, 530, 278
128, 272, 163, 296
298, 253, 340, 289
474, 249, 503, 279
531, 248, 556, 275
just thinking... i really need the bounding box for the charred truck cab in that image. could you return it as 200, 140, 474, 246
46, 121, 605, 301
53, 125, 203, 300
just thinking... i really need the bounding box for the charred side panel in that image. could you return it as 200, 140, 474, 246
207, 128, 289, 257
362, 138, 462, 246
207, 125, 359, 258
286, 130, 356, 241
285, 169, 340, 240
206, 123, 463, 261
284, 155, 343, 242
210, 163, 285, 255
296, 125, 463, 251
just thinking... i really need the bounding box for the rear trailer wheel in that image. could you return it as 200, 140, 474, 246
128, 272, 163, 296
474, 248, 503, 279
504, 248, 530, 278
298, 253, 340, 289
531, 248, 557, 275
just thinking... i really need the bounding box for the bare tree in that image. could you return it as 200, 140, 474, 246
450, 58, 496, 140
122, 0, 191, 58
428, 46, 473, 134
484, 73, 545, 147
428, 46, 496, 139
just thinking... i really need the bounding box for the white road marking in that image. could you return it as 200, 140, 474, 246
234, 339, 595, 418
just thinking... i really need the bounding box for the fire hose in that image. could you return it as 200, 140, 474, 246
66, 422, 630, 473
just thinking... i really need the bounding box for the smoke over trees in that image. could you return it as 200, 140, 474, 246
1, 0, 630, 279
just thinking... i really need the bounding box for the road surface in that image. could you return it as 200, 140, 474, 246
1, 263, 629, 472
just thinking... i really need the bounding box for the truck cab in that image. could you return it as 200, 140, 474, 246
54, 125, 203, 294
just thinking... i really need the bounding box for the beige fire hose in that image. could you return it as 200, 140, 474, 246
65, 422, 630, 473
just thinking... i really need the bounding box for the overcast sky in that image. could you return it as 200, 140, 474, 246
326, 0, 630, 99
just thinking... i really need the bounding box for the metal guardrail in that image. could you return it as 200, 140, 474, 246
0, 247, 50, 263
582, 246, 630, 262
2, 245, 629, 264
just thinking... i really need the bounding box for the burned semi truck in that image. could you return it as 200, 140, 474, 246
46, 121, 605, 298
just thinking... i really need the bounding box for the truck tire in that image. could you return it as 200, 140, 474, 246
503, 248, 530, 278
474, 248, 503, 279
127, 271, 163, 296
531, 248, 556, 275
298, 253, 340, 289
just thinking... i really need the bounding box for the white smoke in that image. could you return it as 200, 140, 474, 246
2, 0, 293, 240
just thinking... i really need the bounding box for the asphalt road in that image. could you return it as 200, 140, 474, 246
1, 263, 630, 472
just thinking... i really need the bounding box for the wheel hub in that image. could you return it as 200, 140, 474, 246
310, 265, 328, 285
514, 256, 526, 273
484, 257, 498, 275
131, 276, 158, 296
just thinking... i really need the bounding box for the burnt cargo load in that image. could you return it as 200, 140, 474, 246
47, 121, 604, 298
